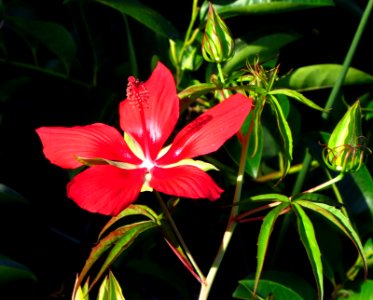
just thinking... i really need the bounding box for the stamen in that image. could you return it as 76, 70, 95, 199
126, 76, 149, 110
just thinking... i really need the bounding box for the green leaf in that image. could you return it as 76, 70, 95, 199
74, 221, 157, 296
0, 254, 37, 286
348, 165, 373, 224
233, 271, 317, 300
178, 83, 216, 100
295, 200, 368, 278
233, 278, 303, 300
97, 271, 125, 300
291, 192, 343, 207
292, 203, 323, 300
337, 280, 373, 300
90, 221, 156, 290
276, 64, 373, 92
98, 204, 159, 239
254, 203, 290, 296
92, 0, 178, 39
223, 31, 301, 73
250, 193, 290, 203
6, 16, 76, 73
200, 0, 335, 18
268, 88, 326, 112
268, 95, 293, 180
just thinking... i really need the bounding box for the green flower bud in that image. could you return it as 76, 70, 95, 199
323, 101, 370, 173
202, 2, 234, 63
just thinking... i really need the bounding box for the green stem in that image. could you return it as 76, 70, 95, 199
123, 15, 138, 77
322, 0, 373, 119
325, 169, 349, 216
217, 62, 229, 98
303, 173, 344, 194
155, 192, 206, 283
198, 120, 253, 300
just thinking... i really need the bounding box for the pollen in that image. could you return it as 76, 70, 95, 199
126, 76, 149, 110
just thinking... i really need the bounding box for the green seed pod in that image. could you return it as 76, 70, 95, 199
323, 101, 370, 173
201, 2, 234, 63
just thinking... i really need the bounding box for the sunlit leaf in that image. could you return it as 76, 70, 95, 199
98, 204, 159, 240
254, 203, 290, 296
292, 203, 323, 300
295, 200, 368, 278
91, 0, 178, 39
250, 193, 290, 202
268, 88, 326, 112
74, 221, 157, 297
6, 16, 76, 73
178, 83, 216, 100
200, 0, 335, 18
268, 95, 293, 180
97, 271, 125, 300
276, 64, 373, 92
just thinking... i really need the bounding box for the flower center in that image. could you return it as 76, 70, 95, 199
141, 159, 155, 170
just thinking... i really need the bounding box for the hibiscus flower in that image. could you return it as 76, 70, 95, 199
36, 62, 252, 216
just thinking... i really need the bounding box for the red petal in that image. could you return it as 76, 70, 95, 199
150, 166, 223, 200
119, 62, 179, 160
67, 165, 147, 216
36, 123, 141, 169
157, 94, 252, 164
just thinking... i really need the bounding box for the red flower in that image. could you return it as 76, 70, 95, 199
36, 62, 252, 216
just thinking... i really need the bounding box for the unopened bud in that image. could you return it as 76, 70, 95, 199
323, 101, 370, 173
202, 2, 234, 63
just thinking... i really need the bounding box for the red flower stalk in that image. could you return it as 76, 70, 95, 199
36, 62, 252, 216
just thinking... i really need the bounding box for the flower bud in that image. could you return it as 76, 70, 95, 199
202, 2, 234, 63
323, 101, 370, 173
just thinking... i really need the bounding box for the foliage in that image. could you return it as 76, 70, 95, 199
1, 0, 373, 299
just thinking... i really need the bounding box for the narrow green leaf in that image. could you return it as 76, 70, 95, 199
276, 64, 373, 92
200, 0, 335, 18
75, 221, 156, 295
223, 31, 301, 73
178, 83, 216, 100
254, 203, 290, 296
6, 16, 76, 73
97, 271, 125, 300
291, 192, 343, 207
93, 0, 178, 39
268, 88, 326, 112
295, 200, 368, 278
90, 221, 156, 289
98, 204, 159, 239
250, 193, 290, 203
292, 203, 323, 300
268, 95, 293, 179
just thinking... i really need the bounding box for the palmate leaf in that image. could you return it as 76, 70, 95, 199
73, 221, 157, 298
200, 0, 334, 18
254, 202, 290, 296
268, 95, 293, 180
91, 0, 179, 39
292, 203, 323, 300
249, 193, 290, 203
276, 64, 373, 92
294, 200, 368, 278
